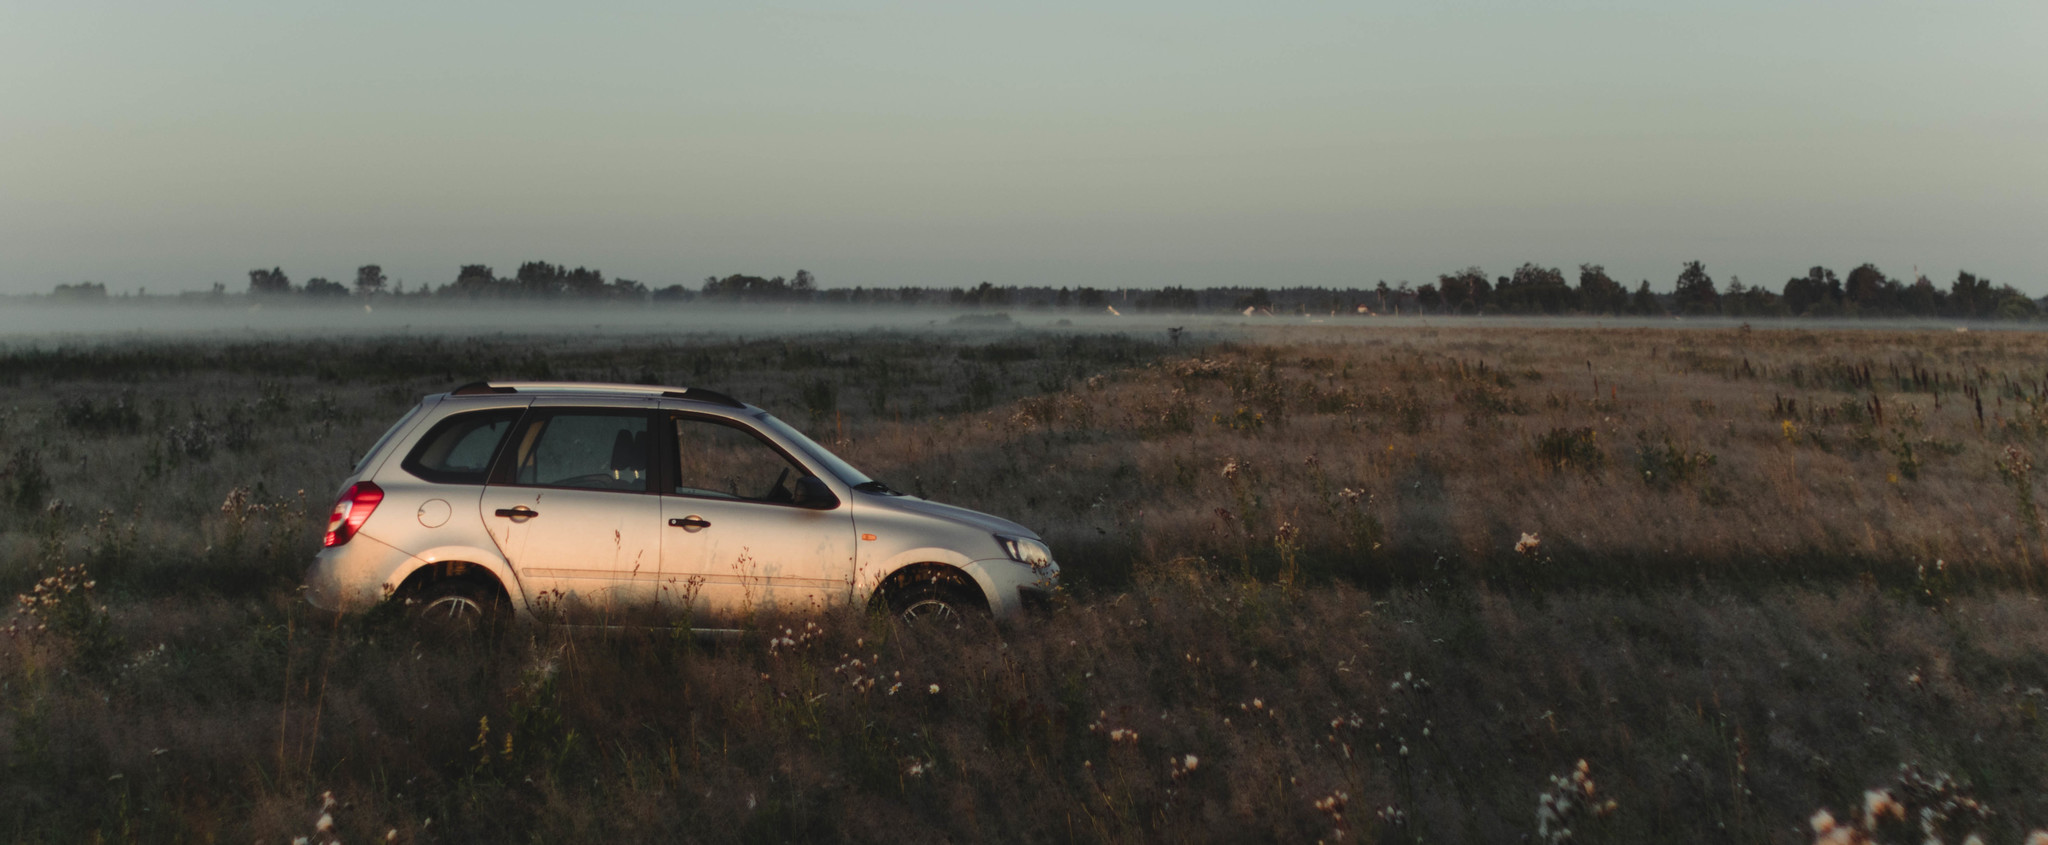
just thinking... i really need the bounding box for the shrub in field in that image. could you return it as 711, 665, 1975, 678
57, 391, 144, 435
1633, 434, 1717, 489
1535, 427, 1604, 471
1805, 765, 2041, 845
799, 377, 837, 427
1997, 445, 2036, 530
6, 562, 122, 672
2, 447, 51, 511
1535, 759, 1617, 844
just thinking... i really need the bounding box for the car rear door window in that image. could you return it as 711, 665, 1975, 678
504, 411, 652, 492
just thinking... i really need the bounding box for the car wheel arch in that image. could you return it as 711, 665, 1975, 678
389, 554, 518, 613
868, 561, 993, 615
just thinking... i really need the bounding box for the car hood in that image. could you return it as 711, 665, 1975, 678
864, 493, 1036, 538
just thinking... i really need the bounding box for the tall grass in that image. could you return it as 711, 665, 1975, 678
4, 325, 2048, 841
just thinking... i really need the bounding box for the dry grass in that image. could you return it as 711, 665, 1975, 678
3, 324, 2048, 842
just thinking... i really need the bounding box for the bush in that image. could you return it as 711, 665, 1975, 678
1534, 427, 1604, 471
57, 392, 144, 435
2, 448, 50, 512
1634, 436, 1717, 488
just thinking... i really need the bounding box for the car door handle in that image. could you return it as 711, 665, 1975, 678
494, 507, 539, 519
669, 516, 711, 531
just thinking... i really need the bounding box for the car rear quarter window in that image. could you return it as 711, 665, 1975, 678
352, 403, 426, 475
401, 409, 523, 484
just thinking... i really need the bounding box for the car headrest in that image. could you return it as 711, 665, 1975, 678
610, 429, 642, 475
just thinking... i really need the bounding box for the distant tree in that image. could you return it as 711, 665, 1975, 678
608, 277, 647, 299
51, 282, 108, 300
1576, 264, 1627, 315
792, 270, 817, 298
354, 264, 386, 296
446, 264, 502, 296
1721, 275, 1783, 316
571, 267, 610, 297
1147, 286, 1200, 311
1481, 276, 1503, 312
516, 261, 563, 297
703, 273, 793, 300
1843, 263, 1892, 312
1782, 266, 1841, 316
1494, 263, 1571, 314
1414, 283, 1438, 312
304, 277, 349, 297
1904, 274, 1941, 315
1672, 261, 1718, 315
248, 267, 291, 295
955, 282, 1010, 307
1720, 276, 1749, 316
651, 284, 693, 302
1234, 289, 1272, 311
1075, 287, 1104, 308
1438, 267, 1487, 313
1948, 271, 1994, 318
1628, 281, 1663, 315
1993, 285, 2040, 320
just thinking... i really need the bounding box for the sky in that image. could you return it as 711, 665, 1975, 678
3, 0, 2043, 296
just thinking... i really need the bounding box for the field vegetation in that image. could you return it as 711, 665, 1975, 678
3, 324, 2047, 842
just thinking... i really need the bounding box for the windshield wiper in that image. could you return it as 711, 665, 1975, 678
853, 480, 902, 496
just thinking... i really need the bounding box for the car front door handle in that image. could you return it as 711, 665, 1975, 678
494, 507, 539, 519
669, 516, 711, 532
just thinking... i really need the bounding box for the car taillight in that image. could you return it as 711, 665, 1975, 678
324, 482, 384, 547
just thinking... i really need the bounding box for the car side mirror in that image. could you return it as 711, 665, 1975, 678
793, 475, 837, 509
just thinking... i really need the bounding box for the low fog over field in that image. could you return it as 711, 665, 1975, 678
0, 299, 2031, 343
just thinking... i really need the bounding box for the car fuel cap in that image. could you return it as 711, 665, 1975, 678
417, 498, 452, 528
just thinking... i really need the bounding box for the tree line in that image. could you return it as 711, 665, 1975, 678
39, 260, 2043, 320
1396, 261, 2038, 320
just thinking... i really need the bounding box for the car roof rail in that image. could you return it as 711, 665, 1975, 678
450, 381, 747, 408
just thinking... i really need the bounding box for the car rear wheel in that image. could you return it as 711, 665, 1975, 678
409, 580, 504, 634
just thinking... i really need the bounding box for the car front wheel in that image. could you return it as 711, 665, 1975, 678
887, 580, 985, 625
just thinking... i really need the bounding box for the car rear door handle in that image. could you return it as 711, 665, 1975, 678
495, 507, 539, 519
669, 516, 711, 531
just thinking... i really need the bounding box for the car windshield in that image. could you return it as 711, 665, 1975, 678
753, 411, 874, 487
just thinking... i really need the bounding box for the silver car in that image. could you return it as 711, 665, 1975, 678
304, 382, 1059, 629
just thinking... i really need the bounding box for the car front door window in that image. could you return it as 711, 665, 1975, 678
673, 417, 801, 502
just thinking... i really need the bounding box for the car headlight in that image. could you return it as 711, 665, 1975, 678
997, 534, 1053, 569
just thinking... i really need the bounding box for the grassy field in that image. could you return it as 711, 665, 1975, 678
3, 324, 2047, 843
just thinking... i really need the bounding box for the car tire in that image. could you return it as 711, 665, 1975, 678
409, 579, 505, 635
886, 580, 985, 625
